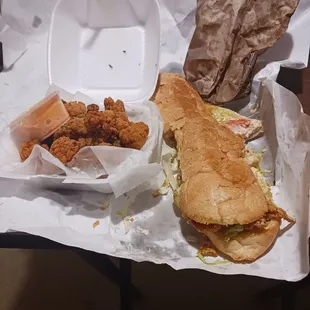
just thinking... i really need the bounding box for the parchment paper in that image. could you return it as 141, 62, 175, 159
0, 0, 310, 281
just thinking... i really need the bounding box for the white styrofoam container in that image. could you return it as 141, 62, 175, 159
48, 0, 161, 103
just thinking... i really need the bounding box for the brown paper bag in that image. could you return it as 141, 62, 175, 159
184, 0, 299, 104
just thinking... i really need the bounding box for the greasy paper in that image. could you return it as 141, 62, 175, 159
0, 0, 310, 282
184, 0, 299, 104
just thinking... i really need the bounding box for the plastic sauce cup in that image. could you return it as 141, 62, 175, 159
10, 92, 70, 145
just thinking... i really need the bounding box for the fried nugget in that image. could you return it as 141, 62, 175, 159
112, 140, 121, 147
115, 112, 129, 122
85, 110, 119, 143
50, 137, 81, 163
119, 122, 149, 150
85, 111, 104, 132
104, 97, 125, 112
87, 104, 100, 113
101, 110, 117, 125
19, 140, 39, 161
102, 124, 119, 143
64, 101, 87, 117
100, 110, 129, 131
77, 137, 93, 148
19, 140, 49, 162
54, 118, 88, 139
198, 243, 218, 258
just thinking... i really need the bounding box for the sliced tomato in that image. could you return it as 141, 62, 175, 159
225, 119, 250, 127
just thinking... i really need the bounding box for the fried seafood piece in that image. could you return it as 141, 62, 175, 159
116, 111, 129, 122
198, 243, 218, 258
112, 140, 121, 147
105, 111, 129, 131
85, 110, 129, 143
64, 101, 87, 117
100, 110, 130, 132
85, 111, 117, 142
101, 124, 119, 143
53, 118, 88, 139
86, 110, 129, 130
104, 97, 125, 112
114, 117, 130, 131
101, 110, 118, 126
76, 137, 112, 148
119, 122, 149, 150
85, 111, 112, 132
50, 137, 81, 163
77, 137, 93, 148
87, 104, 100, 113
85, 111, 103, 132
19, 140, 49, 161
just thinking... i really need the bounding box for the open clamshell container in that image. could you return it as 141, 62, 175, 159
0, 0, 162, 196
48, 0, 160, 103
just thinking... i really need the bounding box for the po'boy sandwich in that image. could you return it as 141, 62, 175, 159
152, 72, 294, 262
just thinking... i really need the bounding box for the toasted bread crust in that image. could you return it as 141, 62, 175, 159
152, 73, 269, 225
204, 218, 281, 261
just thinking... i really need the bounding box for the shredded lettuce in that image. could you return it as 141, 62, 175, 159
170, 155, 178, 171
251, 167, 272, 198
204, 260, 230, 266
93, 220, 100, 229
245, 147, 263, 167
162, 143, 177, 157
158, 177, 170, 195
161, 143, 180, 192
162, 160, 178, 191
208, 105, 239, 123
244, 147, 273, 199
225, 224, 244, 238
173, 188, 181, 208
170, 153, 177, 163
197, 252, 207, 263
197, 253, 230, 266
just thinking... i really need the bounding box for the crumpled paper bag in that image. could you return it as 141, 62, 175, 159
0, 86, 164, 197
184, 0, 299, 104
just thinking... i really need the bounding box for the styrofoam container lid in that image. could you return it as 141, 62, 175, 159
48, 0, 161, 103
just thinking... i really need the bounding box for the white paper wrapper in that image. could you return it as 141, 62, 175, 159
0, 16, 28, 69
0, 85, 163, 197
0, 0, 310, 281
0, 0, 57, 69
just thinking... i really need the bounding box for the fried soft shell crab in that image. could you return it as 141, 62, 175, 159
19, 98, 149, 164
